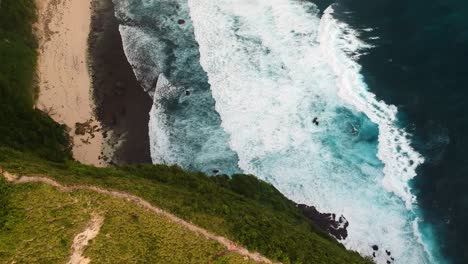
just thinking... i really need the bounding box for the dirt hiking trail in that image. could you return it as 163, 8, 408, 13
68, 213, 104, 264
1, 170, 275, 263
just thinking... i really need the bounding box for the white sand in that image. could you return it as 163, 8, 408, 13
34, 0, 104, 166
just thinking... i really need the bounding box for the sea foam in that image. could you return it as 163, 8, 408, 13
319, 7, 425, 209
114, 0, 240, 175
188, 0, 432, 263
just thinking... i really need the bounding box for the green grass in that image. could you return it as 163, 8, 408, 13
85, 190, 255, 263
0, 148, 373, 264
0, 179, 91, 263
0, 178, 256, 264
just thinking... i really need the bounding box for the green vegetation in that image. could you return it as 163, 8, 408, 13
0, 0, 373, 263
0, 181, 90, 263
0, 0, 71, 161
0, 178, 10, 229
0, 180, 256, 263
0, 149, 372, 264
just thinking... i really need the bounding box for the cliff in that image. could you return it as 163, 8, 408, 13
0, 0, 372, 263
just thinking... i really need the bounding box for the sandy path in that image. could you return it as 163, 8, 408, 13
1, 170, 275, 264
34, 0, 104, 166
68, 213, 104, 264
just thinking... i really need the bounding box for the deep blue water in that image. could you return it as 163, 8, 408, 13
114, 0, 468, 262
333, 1, 468, 263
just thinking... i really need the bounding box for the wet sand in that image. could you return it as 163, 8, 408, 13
89, 0, 152, 165
35, 0, 152, 166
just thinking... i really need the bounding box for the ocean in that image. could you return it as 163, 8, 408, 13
113, 0, 468, 263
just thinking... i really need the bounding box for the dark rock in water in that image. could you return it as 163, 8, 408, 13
372, 245, 379, 251
373, 252, 376, 258
185, 90, 191, 96
297, 204, 349, 240
178, 19, 185, 25
391, 257, 394, 261
386, 250, 391, 256
212, 169, 220, 174
312, 117, 319, 126
387, 261, 390, 264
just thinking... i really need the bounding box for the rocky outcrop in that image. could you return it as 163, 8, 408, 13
297, 204, 349, 240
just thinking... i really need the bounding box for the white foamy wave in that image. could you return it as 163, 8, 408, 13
149, 74, 183, 165
319, 6, 424, 209
188, 0, 432, 263
413, 218, 434, 261
319, 6, 435, 262
118, 25, 166, 94
116, 0, 241, 174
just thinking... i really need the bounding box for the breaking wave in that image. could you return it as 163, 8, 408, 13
114, 0, 240, 175
188, 0, 434, 262
113, 0, 440, 262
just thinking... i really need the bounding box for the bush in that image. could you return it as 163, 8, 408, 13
0, 0, 71, 161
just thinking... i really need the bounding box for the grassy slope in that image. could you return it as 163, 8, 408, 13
0, 178, 256, 263
0, 149, 373, 264
0, 0, 373, 263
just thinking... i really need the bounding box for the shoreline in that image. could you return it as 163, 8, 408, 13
34, 0, 105, 166
89, 0, 152, 165
34, 0, 152, 166
31, 0, 350, 247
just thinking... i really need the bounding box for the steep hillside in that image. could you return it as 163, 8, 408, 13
0, 175, 258, 263
0, 149, 372, 263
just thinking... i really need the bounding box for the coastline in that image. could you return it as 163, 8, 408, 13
31, 0, 350, 247
89, 0, 152, 165
34, 0, 152, 166
34, 0, 105, 166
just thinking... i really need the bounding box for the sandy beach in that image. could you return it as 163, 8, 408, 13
34, 0, 104, 166
33, 0, 151, 166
